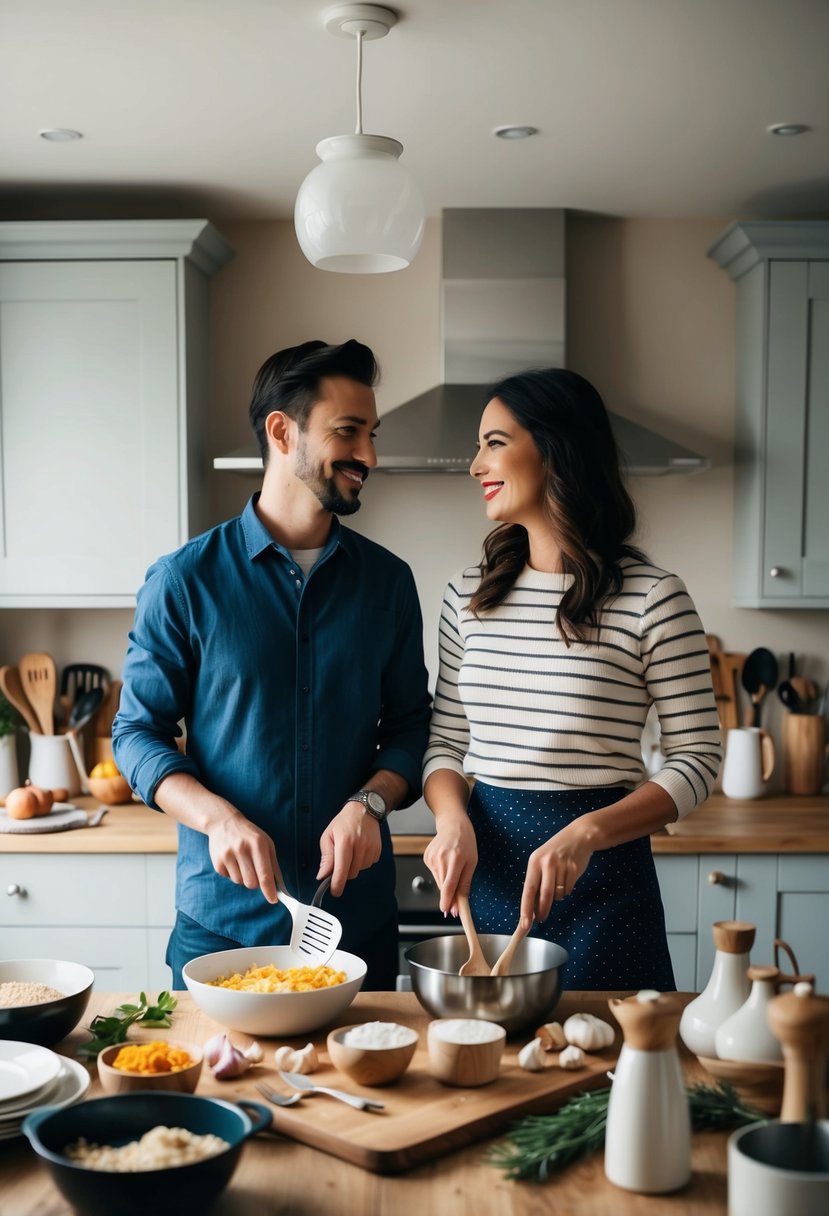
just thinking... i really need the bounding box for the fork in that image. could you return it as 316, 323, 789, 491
279, 1071, 385, 1111
255, 1082, 302, 1108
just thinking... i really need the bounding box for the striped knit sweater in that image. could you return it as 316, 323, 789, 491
422, 558, 722, 819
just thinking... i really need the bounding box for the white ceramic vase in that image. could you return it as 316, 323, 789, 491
715, 966, 783, 1062
679, 921, 755, 1057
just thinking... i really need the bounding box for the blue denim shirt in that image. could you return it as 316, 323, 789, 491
113, 495, 431, 949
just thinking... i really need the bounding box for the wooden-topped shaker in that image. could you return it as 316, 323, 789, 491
767, 985, 829, 1122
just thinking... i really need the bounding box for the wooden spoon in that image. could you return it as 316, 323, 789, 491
456, 894, 490, 977
0, 665, 42, 734
490, 919, 530, 978
18, 652, 58, 735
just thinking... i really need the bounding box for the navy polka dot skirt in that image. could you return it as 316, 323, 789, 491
468, 782, 676, 992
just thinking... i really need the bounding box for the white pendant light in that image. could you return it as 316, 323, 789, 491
295, 4, 425, 274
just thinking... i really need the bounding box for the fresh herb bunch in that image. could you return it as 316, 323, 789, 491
488, 1081, 765, 1182
0, 691, 20, 739
77, 991, 178, 1058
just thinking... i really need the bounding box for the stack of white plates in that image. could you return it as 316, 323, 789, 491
0, 1041, 90, 1140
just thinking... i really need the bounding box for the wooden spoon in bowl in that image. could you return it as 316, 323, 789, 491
490, 919, 530, 978
457, 894, 490, 977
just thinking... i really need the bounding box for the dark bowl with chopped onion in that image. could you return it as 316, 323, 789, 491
23, 1093, 271, 1216
0, 959, 94, 1046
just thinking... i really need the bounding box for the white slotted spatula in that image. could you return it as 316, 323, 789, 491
274, 864, 342, 965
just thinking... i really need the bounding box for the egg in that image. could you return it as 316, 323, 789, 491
5, 786, 41, 820
27, 784, 54, 816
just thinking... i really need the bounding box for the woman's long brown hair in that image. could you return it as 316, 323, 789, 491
469, 368, 648, 644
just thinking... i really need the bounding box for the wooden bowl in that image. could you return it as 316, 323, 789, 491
327, 1023, 418, 1086
427, 1019, 506, 1088
97, 1040, 203, 1094
696, 1054, 784, 1115
86, 775, 133, 805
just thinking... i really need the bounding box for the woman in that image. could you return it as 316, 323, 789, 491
422, 368, 722, 991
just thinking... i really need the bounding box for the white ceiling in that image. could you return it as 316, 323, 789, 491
2, 0, 828, 222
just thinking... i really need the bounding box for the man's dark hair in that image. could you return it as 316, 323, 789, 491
248, 339, 379, 463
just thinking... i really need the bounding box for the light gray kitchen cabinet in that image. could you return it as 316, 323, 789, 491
655, 852, 829, 993
708, 221, 829, 607
1, 852, 176, 993
0, 220, 232, 608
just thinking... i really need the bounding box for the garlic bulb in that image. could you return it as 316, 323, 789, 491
518, 1038, 549, 1072
205, 1032, 263, 1079
562, 1012, 615, 1051
274, 1043, 319, 1074
559, 1044, 585, 1070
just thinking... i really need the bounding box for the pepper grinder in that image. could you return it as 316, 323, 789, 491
605, 991, 691, 1194
679, 920, 756, 1057
767, 983, 829, 1122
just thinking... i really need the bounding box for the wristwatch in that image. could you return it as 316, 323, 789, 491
347, 789, 389, 822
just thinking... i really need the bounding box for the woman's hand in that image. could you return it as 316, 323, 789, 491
423, 809, 478, 917
519, 818, 598, 927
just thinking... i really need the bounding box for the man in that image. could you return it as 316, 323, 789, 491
113, 339, 431, 990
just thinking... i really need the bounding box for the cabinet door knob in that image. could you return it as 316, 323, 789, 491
769, 566, 783, 579
708, 870, 725, 886
6, 883, 25, 896
411, 875, 434, 893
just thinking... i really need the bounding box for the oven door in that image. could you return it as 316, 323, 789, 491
395, 854, 462, 976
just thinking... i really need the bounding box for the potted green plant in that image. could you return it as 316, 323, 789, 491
0, 691, 21, 799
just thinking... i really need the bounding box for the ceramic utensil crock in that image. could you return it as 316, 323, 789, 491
27, 733, 82, 797
722, 727, 775, 799
680, 921, 755, 1056
605, 991, 691, 1194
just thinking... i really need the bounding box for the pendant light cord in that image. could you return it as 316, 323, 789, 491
355, 28, 364, 134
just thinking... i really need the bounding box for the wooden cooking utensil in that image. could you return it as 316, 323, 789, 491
490, 919, 530, 977
17, 653, 57, 735
456, 894, 490, 976
94, 679, 122, 737
790, 676, 818, 712
0, 665, 42, 734
706, 636, 745, 734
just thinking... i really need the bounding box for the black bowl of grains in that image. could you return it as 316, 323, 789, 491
0, 959, 94, 1046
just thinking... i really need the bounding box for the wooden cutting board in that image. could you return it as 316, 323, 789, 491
118, 991, 622, 1175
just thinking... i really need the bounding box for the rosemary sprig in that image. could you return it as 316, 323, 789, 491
488, 1081, 765, 1182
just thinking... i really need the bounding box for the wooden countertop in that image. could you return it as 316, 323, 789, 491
3, 792, 828, 854
0, 991, 734, 1215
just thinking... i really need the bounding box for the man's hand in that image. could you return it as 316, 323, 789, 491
208, 811, 280, 905
317, 802, 382, 897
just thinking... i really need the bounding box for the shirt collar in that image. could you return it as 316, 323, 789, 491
240, 493, 349, 563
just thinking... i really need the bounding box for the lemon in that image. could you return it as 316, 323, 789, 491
90, 760, 121, 779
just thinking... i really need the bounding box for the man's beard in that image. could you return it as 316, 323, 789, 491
295, 438, 364, 516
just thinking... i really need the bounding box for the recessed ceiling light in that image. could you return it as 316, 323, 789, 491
766, 123, 810, 137
493, 125, 538, 140
38, 128, 83, 142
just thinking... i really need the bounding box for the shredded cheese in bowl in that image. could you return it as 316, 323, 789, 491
207, 964, 346, 993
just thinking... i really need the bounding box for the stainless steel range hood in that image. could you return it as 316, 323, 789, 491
214, 208, 709, 475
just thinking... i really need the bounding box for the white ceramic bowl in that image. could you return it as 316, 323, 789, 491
183, 946, 366, 1036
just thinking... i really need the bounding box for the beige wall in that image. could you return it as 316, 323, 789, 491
3, 215, 827, 782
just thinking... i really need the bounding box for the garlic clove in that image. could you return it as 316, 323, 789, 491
274, 1045, 299, 1071
241, 1039, 263, 1064
534, 1021, 566, 1051
212, 1037, 250, 1080
518, 1038, 549, 1072
559, 1044, 585, 1070
204, 1031, 230, 1069
294, 1043, 319, 1074
562, 1012, 615, 1051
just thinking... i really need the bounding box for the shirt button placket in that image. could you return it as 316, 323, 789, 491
296, 606, 314, 892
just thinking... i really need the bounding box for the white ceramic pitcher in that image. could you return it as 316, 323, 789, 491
722, 727, 775, 800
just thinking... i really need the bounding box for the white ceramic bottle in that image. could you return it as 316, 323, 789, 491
605, 991, 691, 1194
679, 920, 755, 1057
714, 965, 783, 1062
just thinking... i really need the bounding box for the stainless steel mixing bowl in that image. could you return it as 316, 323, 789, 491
405, 934, 568, 1035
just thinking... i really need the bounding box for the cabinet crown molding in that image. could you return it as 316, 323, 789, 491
0, 219, 233, 277
708, 220, 829, 281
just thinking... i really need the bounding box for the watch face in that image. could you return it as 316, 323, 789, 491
366, 791, 386, 816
